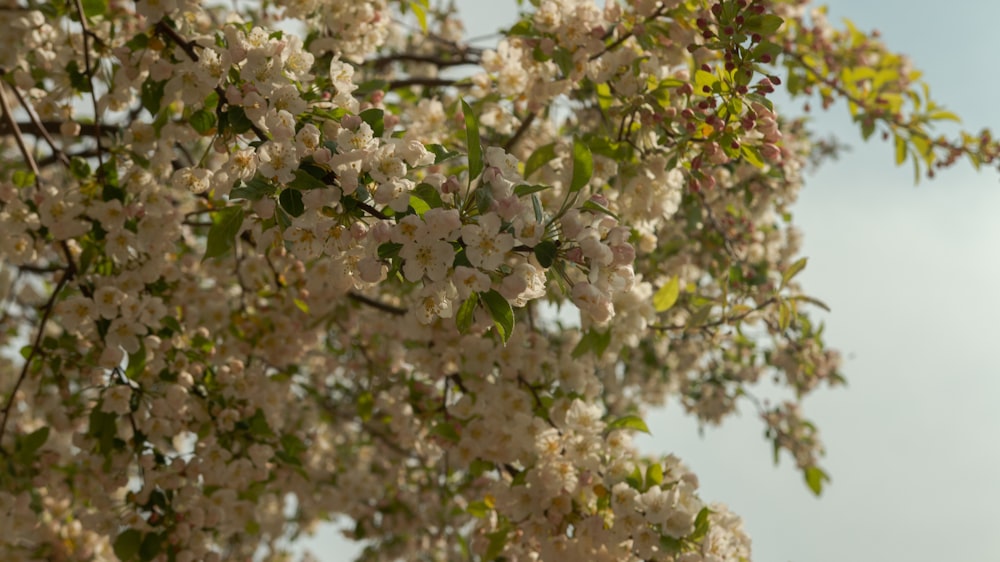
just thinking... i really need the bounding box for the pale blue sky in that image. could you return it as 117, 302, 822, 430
301, 1, 1000, 560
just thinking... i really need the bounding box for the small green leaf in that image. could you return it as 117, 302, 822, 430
289, 168, 327, 190
462, 100, 483, 181
513, 183, 550, 197
140, 78, 165, 115
523, 142, 557, 178
230, 176, 276, 201
580, 198, 619, 220
645, 462, 663, 488
246, 409, 275, 439
360, 108, 385, 137
653, 276, 680, 312
456, 295, 477, 334
569, 139, 593, 192
466, 500, 492, 518
694, 69, 717, 96
409, 0, 428, 32
20, 426, 50, 456
690, 506, 712, 541
412, 183, 444, 209
113, 530, 142, 561
139, 532, 162, 560
279, 188, 305, 217
533, 240, 558, 268
204, 206, 244, 260
431, 421, 460, 443
484, 527, 510, 561
427, 144, 460, 164
357, 391, 374, 422
748, 14, 784, 35
606, 414, 650, 434
189, 109, 216, 135
781, 257, 808, 288
481, 290, 514, 345
804, 466, 829, 496
225, 106, 254, 134
80, 0, 108, 17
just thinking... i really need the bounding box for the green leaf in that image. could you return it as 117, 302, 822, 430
408, 0, 429, 31
80, 0, 108, 17
140, 78, 165, 115
781, 257, 808, 288
246, 409, 275, 439
533, 240, 558, 268
230, 176, 276, 201
289, 168, 327, 190
804, 466, 829, 496
894, 134, 907, 165
279, 188, 305, 217
377, 242, 403, 259
580, 198, 619, 220
569, 139, 593, 192
653, 276, 680, 312
690, 507, 712, 542
694, 69, 717, 96
357, 391, 374, 422
20, 426, 50, 457
430, 421, 460, 443
225, 106, 254, 134
513, 183, 550, 197
456, 295, 477, 334
462, 100, 483, 181
645, 462, 663, 488
606, 414, 650, 434
748, 14, 784, 35
466, 500, 492, 518
481, 290, 514, 345
204, 206, 244, 260
484, 527, 510, 561
139, 532, 162, 561
360, 108, 385, 137
189, 109, 216, 135
427, 144, 460, 164
281, 433, 307, 457
113, 530, 142, 561
412, 183, 444, 210
523, 142, 557, 178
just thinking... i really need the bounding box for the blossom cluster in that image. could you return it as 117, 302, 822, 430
1, 0, 982, 560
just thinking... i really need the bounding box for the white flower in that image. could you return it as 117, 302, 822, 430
461, 213, 514, 271
400, 238, 454, 282
102, 385, 133, 415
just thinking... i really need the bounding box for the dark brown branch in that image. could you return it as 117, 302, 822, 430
72, 0, 106, 177
0, 120, 120, 138
0, 80, 41, 183
368, 52, 480, 69
0, 243, 77, 457
153, 21, 269, 141
347, 291, 407, 316
387, 77, 459, 91
503, 111, 536, 152
651, 297, 777, 333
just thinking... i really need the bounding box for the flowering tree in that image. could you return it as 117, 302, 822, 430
0, 0, 995, 560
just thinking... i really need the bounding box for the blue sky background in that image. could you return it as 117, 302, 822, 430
300, 1, 1000, 560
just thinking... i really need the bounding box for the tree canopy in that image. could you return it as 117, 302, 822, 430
0, 0, 995, 561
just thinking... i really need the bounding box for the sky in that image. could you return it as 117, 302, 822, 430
300, 1, 1000, 560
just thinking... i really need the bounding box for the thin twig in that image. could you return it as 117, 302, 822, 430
0, 243, 77, 456
503, 111, 536, 152
347, 292, 407, 316
0, 80, 41, 183
72, 0, 106, 177
7, 88, 71, 167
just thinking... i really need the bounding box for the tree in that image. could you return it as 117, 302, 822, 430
0, 0, 994, 560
